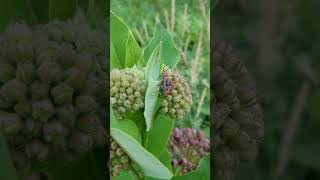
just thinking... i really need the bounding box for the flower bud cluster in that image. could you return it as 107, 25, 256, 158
168, 128, 210, 175
161, 71, 192, 119
109, 137, 132, 177
212, 40, 264, 180
110, 66, 146, 118
0, 13, 107, 178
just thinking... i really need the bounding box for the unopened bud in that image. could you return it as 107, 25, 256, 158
16, 63, 35, 84
32, 100, 55, 122
26, 140, 49, 161
75, 95, 98, 114
1, 79, 27, 103
51, 83, 74, 105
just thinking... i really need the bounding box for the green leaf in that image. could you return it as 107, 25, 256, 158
0, 1, 33, 31
0, 133, 18, 180
144, 78, 160, 131
110, 11, 141, 68
159, 150, 173, 172
172, 156, 210, 180
145, 44, 161, 82
146, 115, 174, 157
145, 24, 180, 69
110, 11, 128, 67
144, 151, 172, 180
125, 112, 147, 142
110, 42, 122, 70
143, 45, 162, 132
29, 0, 49, 23
49, 0, 77, 21
125, 32, 142, 68
203, 127, 210, 139
110, 106, 141, 143
111, 128, 173, 179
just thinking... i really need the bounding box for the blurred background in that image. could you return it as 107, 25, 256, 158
214, 0, 320, 179
111, 0, 211, 136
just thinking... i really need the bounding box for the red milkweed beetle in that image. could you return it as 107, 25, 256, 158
161, 66, 175, 96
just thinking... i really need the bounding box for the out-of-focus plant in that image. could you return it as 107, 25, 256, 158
0, 1, 107, 180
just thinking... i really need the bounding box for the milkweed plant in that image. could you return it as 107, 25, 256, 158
109, 11, 210, 179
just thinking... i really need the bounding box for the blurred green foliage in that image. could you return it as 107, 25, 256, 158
111, 0, 210, 134
0, 0, 107, 31
214, 0, 320, 179
0, 1, 107, 180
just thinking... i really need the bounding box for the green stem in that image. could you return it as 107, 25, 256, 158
143, 131, 150, 147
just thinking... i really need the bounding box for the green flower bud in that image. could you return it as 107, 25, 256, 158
16, 63, 35, 84
64, 67, 86, 90
120, 93, 127, 100
119, 87, 125, 93
120, 156, 129, 164
0, 111, 22, 135
14, 101, 31, 118
75, 95, 98, 114
110, 151, 116, 159
111, 67, 146, 118
0, 92, 11, 108
127, 95, 134, 101
6, 42, 33, 64
126, 88, 133, 94
169, 109, 176, 116
133, 104, 140, 111
122, 81, 129, 88
51, 83, 74, 105
43, 120, 66, 143
1, 79, 27, 103
162, 99, 169, 107
36, 49, 59, 66
37, 61, 62, 84
32, 100, 55, 122
111, 141, 118, 150
56, 45, 75, 68
30, 81, 49, 100
110, 87, 118, 95
110, 97, 117, 105
171, 90, 177, 95
123, 100, 131, 107
115, 81, 121, 87
5, 23, 32, 43
116, 148, 124, 156
56, 105, 77, 127
0, 61, 14, 83
134, 91, 140, 97
74, 54, 94, 75
160, 71, 192, 119
24, 118, 41, 137
25, 140, 49, 161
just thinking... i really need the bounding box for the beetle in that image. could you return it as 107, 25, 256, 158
161, 66, 175, 96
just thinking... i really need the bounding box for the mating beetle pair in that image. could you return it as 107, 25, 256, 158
160, 66, 175, 97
